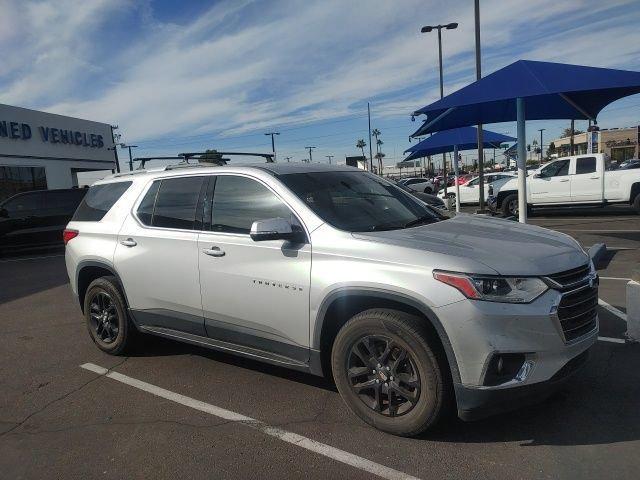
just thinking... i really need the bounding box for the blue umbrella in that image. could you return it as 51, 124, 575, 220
404, 126, 514, 161
410, 60, 640, 222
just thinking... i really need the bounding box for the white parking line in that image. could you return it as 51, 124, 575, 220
80, 363, 420, 480
598, 336, 626, 344
599, 276, 632, 281
598, 298, 628, 321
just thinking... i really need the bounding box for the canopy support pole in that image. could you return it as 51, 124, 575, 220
453, 144, 461, 213
559, 93, 595, 121
517, 97, 528, 223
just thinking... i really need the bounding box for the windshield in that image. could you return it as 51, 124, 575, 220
279, 171, 442, 232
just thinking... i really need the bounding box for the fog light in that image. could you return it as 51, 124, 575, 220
483, 353, 526, 386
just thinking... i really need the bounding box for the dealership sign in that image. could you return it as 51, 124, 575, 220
0, 103, 115, 163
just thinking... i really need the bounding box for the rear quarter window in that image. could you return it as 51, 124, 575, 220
71, 181, 133, 222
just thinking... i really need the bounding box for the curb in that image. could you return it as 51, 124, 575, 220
588, 243, 607, 266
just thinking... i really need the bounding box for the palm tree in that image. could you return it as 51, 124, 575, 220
374, 152, 386, 175
371, 128, 381, 156
356, 139, 367, 169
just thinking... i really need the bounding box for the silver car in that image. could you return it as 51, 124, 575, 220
64, 162, 598, 436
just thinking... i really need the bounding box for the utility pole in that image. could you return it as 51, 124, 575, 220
121, 144, 138, 171
421, 21, 458, 195
538, 128, 545, 162
264, 132, 280, 161
474, 0, 485, 211
367, 102, 373, 172
305, 146, 316, 163
326, 155, 334, 164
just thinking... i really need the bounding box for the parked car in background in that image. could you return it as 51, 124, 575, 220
454, 174, 474, 186
395, 182, 447, 211
397, 177, 435, 194
0, 188, 87, 253
66, 161, 597, 436
617, 158, 640, 170
488, 153, 640, 216
437, 172, 516, 204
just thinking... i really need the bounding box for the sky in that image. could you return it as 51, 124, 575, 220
1, 0, 640, 171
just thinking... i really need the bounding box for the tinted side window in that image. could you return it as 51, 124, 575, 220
46, 190, 86, 212
4, 192, 43, 213
540, 160, 569, 177
575, 157, 596, 175
136, 181, 160, 226
152, 176, 205, 230
211, 176, 295, 234
72, 182, 132, 221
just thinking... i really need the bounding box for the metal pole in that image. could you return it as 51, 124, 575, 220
453, 144, 460, 213
570, 120, 575, 155
539, 128, 545, 161
326, 155, 333, 164
367, 102, 373, 172
128, 146, 133, 171
474, 0, 485, 211
436, 27, 448, 197
517, 97, 528, 223
110, 126, 121, 173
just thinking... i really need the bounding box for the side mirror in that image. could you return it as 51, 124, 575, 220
250, 218, 304, 242
533, 173, 541, 179
0, 208, 8, 218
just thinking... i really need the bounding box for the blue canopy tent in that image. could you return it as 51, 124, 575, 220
404, 127, 515, 212
404, 126, 514, 161
411, 60, 640, 222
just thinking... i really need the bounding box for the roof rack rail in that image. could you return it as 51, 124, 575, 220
131, 152, 275, 170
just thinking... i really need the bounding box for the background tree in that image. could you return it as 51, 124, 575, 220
546, 141, 556, 160
561, 127, 584, 137
374, 151, 386, 175
356, 139, 368, 169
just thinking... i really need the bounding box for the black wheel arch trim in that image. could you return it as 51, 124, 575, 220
313, 287, 461, 384
496, 189, 517, 208
75, 260, 130, 312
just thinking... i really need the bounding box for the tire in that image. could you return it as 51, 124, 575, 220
84, 276, 137, 355
424, 187, 433, 194
331, 309, 449, 437
502, 193, 519, 217
633, 193, 640, 215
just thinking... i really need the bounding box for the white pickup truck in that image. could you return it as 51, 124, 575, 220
488, 154, 640, 216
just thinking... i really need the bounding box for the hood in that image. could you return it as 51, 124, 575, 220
353, 214, 589, 276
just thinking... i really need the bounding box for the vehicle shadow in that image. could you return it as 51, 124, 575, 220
129, 333, 337, 392
0, 247, 68, 305
422, 344, 640, 447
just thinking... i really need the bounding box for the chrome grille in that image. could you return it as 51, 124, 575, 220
557, 285, 598, 342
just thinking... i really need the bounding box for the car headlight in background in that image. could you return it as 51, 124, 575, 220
433, 271, 548, 303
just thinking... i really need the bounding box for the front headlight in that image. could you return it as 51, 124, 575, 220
433, 271, 548, 303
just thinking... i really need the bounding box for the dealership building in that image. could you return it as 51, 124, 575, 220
0, 103, 116, 202
550, 126, 639, 162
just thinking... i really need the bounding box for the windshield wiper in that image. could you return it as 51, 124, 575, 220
403, 215, 439, 228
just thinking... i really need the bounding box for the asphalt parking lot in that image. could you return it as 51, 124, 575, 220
1, 210, 639, 480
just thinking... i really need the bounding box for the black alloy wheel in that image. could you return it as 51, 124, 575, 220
347, 335, 421, 417
88, 291, 119, 344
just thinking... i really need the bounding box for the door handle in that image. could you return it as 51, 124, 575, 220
590, 176, 600, 179
559, 179, 569, 182
120, 238, 137, 247
202, 246, 225, 257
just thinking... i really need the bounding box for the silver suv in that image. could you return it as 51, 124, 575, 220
65, 162, 598, 436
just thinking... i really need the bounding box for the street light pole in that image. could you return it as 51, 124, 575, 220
421, 22, 458, 196
538, 128, 545, 162
264, 132, 280, 161
474, 0, 486, 212
121, 144, 138, 171
326, 155, 334, 164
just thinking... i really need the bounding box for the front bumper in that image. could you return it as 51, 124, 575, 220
455, 349, 590, 421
